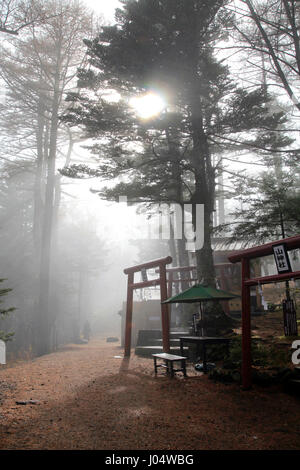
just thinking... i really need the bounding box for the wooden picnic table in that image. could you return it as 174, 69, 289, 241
179, 336, 231, 373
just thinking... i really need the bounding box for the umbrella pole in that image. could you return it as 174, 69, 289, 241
199, 302, 204, 337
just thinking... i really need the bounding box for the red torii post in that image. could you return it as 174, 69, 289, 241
228, 235, 300, 390
123, 256, 172, 357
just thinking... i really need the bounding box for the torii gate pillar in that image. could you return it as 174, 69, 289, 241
123, 256, 172, 357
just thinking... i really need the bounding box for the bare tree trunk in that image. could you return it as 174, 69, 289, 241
53, 126, 74, 231
32, 96, 46, 352
36, 38, 62, 356
33, 96, 46, 255
189, 99, 216, 287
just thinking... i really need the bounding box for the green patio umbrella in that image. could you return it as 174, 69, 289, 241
162, 284, 240, 304
162, 284, 240, 336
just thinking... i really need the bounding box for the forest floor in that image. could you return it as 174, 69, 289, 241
0, 336, 300, 450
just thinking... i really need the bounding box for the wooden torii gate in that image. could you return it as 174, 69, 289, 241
164, 266, 196, 297
162, 264, 237, 314
228, 235, 300, 390
123, 256, 172, 357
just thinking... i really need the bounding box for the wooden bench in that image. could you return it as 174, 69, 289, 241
152, 353, 187, 378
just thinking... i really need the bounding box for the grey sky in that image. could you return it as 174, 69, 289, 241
84, 0, 121, 21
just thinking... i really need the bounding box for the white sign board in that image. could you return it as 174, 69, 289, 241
272, 243, 292, 274
0, 340, 6, 365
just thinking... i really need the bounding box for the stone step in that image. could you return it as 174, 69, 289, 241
153, 338, 181, 346
136, 329, 191, 347
169, 331, 190, 339
137, 330, 189, 346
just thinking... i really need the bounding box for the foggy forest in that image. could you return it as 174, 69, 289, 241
0, 0, 300, 453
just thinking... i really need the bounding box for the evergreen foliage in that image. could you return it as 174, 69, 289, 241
61, 0, 295, 285
216, 168, 300, 246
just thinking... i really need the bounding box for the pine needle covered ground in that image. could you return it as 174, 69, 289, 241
0, 336, 299, 450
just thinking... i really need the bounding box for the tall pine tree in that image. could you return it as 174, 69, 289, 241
63, 0, 293, 286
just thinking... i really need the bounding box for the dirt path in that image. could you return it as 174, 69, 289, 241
0, 336, 299, 450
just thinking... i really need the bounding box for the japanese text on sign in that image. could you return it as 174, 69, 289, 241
272, 243, 292, 274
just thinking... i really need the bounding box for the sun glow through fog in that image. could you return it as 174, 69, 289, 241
129, 92, 166, 119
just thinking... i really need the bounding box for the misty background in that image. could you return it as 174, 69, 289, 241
0, 0, 138, 358
0, 0, 299, 360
